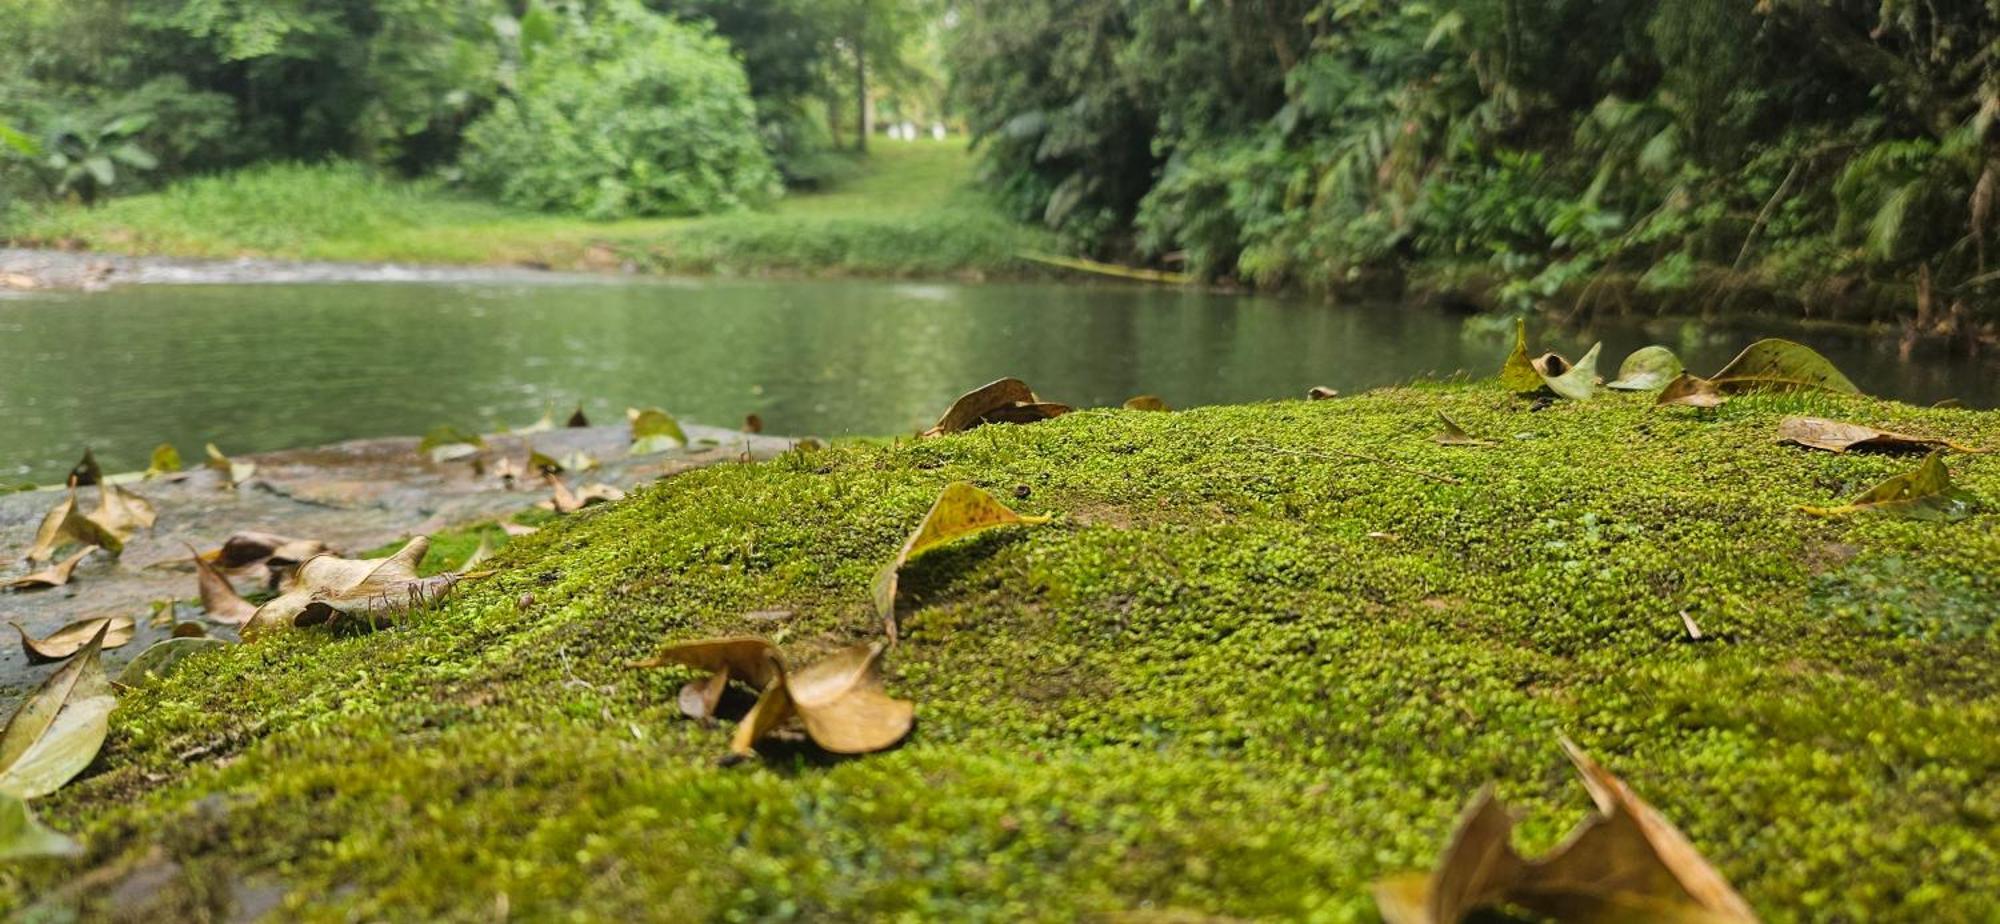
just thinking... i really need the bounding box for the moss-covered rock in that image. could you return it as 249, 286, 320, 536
5, 385, 1996, 921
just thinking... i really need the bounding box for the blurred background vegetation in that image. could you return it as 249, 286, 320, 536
3, 1, 1998, 328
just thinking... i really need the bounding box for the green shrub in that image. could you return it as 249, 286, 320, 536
457, 1, 777, 220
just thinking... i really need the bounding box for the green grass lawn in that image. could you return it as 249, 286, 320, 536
6, 140, 1047, 278
7, 385, 1995, 920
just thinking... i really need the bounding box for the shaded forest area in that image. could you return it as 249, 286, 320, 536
948, 1, 2000, 332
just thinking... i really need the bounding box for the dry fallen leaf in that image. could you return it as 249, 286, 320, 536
0, 622, 116, 799
1499, 320, 1600, 400
744, 413, 764, 434
629, 407, 688, 454
1374, 739, 1757, 924
566, 405, 590, 428
1799, 449, 1977, 520
1433, 413, 1496, 447
4, 546, 97, 591
631, 636, 781, 721
873, 482, 1052, 641
24, 490, 124, 562
212, 530, 333, 584
190, 544, 258, 625
544, 472, 626, 513
204, 443, 256, 487
1654, 373, 1727, 409
500, 521, 539, 537
419, 425, 485, 463
1307, 386, 1340, 400
1124, 395, 1171, 412
1776, 416, 1982, 454
87, 481, 156, 541
637, 638, 912, 757
244, 536, 469, 637
922, 378, 1071, 437
13, 615, 134, 664
67, 449, 102, 487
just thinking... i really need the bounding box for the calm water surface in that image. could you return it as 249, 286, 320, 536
1, 276, 1993, 481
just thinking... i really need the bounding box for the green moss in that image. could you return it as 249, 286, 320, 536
5, 386, 1997, 920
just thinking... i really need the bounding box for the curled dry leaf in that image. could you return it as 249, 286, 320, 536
67, 449, 102, 487
1307, 386, 1340, 400
1606, 346, 1685, 391
922, 378, 1071, 437
171, 621, 209, 638
204, 443, 256, 487
190, 544, 257, 625
0, 792, 82, 859
118, 636, 230, 689
545, 472, 626, 514
638, 638, 912, 757
1123, 395, 1171, 411
1498, 320, 1600, 400
24, 490, 123, 562
213, 531, 333, 574
629, 407, 688, 455
244, 536, 468, 637
145, 442, 182, 479
1373, 738, 1757, 924
1433, 413, 1496, 447
89, 481, 157, 540
873, 482, 1052, 641
4, 546, 97, 591
631, 636, 781, 721
1799, 449, 1977, 521
500, 521, 539, 537
1655, 373, 1726, 409
1775, 416, 1982, 454
0, 623, 115, 799
13, 615, 134, 664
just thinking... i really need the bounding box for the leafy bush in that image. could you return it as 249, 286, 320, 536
457, 2, 778, 219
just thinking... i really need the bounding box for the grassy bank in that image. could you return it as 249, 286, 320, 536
4, 141, 1048, 279
5, 384, 1996, 920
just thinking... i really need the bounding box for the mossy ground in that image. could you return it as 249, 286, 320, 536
5, 385, 1997, 921
4, 142, 1049, 280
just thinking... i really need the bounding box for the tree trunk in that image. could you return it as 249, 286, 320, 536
854, 38, 870, 153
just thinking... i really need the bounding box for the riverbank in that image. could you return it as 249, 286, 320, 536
2, 141, 1050, 282
4, 383, 1995, 919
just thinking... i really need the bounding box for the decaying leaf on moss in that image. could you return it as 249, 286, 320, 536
1124, 395, 1170, 411
1432, 413, 1496, 447
631, 636, 781, 721
1799, 449, 1977, 521
1374, 738, 1757, 924
4, 546, 97, 592
23, 490, 124, 562
145, 443, 182, 479
628, 407, 688, 454
189, 544, 258, 625
243, 536, 472, 637
501, 521, 539, 537
118, 636, 230, 689
13, 614, 133, 664
1709, 339, 1858, 394
1606, 346, 1685, 391
1307, 386, 1340, 400
1654, 374, 1726, 409
922, 378, 1071, 437
0, 622, 115, 800
873, 482, 1052, 641
204, 443, 256, 487
0, 791, 81, 859
1776, 416, 1982, 454
1498, 321, 1601, 400
637, 638, 913, 757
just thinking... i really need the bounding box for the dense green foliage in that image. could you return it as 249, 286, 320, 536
0, 0, 939, 218
949, 1, 2000, 323
5, 385, 1996, 918
459, 3, 778, 218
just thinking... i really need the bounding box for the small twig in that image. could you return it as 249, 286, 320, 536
1261, 444, 1463, 485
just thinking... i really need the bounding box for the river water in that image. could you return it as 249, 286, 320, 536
2, 275, 1993, 482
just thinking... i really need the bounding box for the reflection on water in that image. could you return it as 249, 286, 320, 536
0, 277, 1993, 481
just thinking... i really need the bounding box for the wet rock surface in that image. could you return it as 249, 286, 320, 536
0, 422, 798, 691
